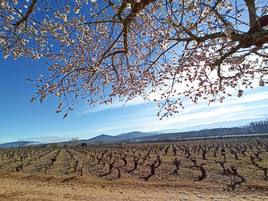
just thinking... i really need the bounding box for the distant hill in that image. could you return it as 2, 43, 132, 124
116, 131, 159, 140
85, 131, 160, 144
132, 128, 262, 142
1, 120, 268, 148
86, 134, 116, 143
83, 120, 268, 144
0, 141, 38, 148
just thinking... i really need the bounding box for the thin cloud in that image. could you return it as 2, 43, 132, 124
25, 136, 70, 143
79, 97, 147, 115
80, 87, 268, 115
70, 88, 268, 139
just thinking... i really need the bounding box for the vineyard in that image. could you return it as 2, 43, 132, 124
1, 137, 268, 201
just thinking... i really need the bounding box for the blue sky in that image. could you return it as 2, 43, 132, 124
0, 57, 268, 143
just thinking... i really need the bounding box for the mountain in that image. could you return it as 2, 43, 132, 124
160, 117, 267, 134
129, 127, 268, 142
0, 141, 38, 148
1, 120, 268, 147
85, 134, 116, 144
85, 131, 159, 144
84, 120, 268, 144
116, 131, 159, 140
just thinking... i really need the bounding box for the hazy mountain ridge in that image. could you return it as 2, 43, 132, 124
84, 131, 159, 144
0, 141, 38, 148
1, 120, 268, 148
80, 120, 268, 144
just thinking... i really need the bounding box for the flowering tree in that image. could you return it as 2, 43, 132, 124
1, 0, 268, 117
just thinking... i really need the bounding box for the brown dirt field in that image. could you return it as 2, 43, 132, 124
0, 173, 267, 201
1, 138, 268, 200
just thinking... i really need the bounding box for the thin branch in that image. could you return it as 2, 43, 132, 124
14, 0, 37, 28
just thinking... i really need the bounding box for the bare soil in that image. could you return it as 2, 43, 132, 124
0, 173, 267, 201
1, 138, 268, 200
